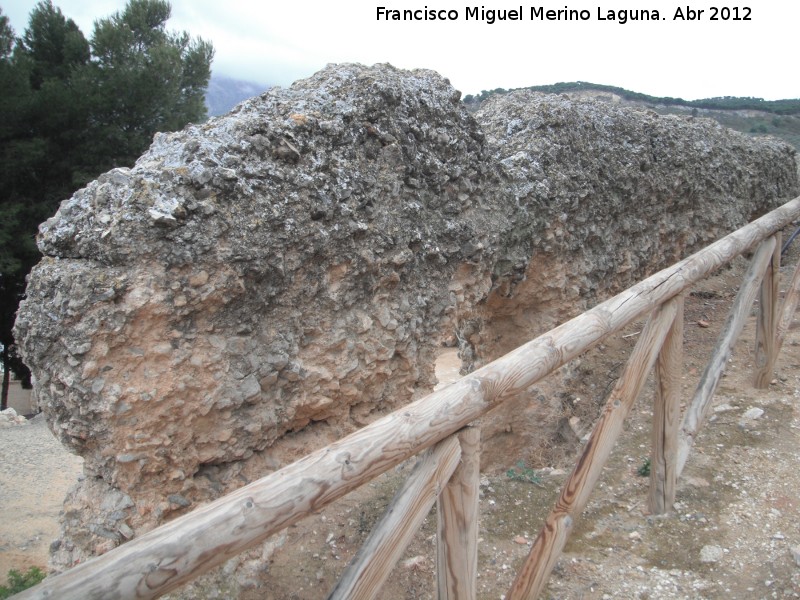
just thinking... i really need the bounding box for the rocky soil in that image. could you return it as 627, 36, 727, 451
3, 234, 800, 598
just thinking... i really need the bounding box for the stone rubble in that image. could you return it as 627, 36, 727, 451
0, 407, 28, 427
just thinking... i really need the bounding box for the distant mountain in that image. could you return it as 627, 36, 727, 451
205, 74, 269, 117
463, 82, 800, 151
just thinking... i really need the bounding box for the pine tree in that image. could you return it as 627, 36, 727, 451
87, 0, 214, 170
0, 1, 214, 410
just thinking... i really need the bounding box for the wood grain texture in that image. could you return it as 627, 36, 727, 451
677, 236, 775, 477
649, 294, 684, 515
507, 299, 679, 600
17, 197, 800, 600
777, 251, 800, 356
328, 435, 461, 600
754, 234, 782, 388
436, 426, 481, 600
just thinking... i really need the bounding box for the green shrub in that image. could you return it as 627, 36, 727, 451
0, 567, 46, 599
506, 461, 542, 485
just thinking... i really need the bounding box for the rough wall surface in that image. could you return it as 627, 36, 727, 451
473, 90, 799, 359
469, 91, 799, 461
15, 63, 508, 566
14, 64, 799, 569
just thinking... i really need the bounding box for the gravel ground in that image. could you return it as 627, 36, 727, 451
0, 415, 83, 580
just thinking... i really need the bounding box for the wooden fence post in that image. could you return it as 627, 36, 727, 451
649, 293, 684, 514
436, 426, 481, 600
677, 236, 776, 477
776, 249, 800, 356
507, 298, 679, 600
327, 435, 461, 600
754, 233, 782, 388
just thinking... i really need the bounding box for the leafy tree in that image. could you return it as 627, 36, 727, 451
0, 7, 39, 410
0, 8, 12, 57
21, 0, 89, 88
0, 1, 214, 410
87, 0, 214, 171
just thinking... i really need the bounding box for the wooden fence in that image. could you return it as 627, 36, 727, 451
17, 196, 800, 599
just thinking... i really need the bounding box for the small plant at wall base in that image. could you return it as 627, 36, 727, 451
506, 461, 543, 485
637, 458, 651, 477
0, 567, 46, 599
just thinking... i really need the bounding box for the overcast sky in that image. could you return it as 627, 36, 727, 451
3, 0, 798, 100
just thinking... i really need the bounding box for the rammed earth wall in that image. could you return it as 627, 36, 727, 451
14, 63, 798, 568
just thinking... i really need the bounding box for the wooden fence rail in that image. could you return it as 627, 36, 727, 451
16, 195, 800, 600
328, 434, 462, 600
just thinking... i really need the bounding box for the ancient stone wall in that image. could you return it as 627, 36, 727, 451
469, 91, 799, 461
14, 64, 799, 568
474, 90, 799, 360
